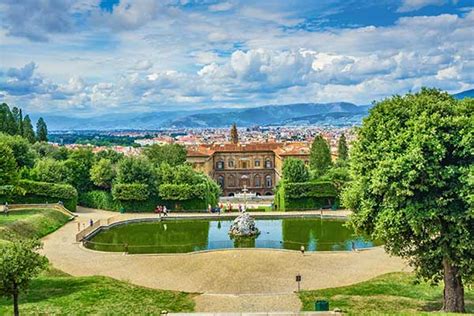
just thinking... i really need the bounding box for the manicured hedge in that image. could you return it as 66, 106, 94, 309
0, 180, 78, 211
79, 190, 208, 212
112, 183, 149, 201
274, 181, 338, 211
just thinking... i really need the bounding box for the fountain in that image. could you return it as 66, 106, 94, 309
228, 212, 260, 238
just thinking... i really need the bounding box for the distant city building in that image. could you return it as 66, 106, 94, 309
187, 141, 310, 196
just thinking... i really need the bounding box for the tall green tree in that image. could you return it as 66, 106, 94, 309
36, 117, 48, 142
116, 156, 155, 188
0, 134, 36, 168
90, 158, 116, 189
282, 158, 309, 183
337, 133, 349, 162
143, 143, 187, 167
30, 158, 70, 183
64, 148, 94, 193
0, 145, 18, 185
0, 103, 17, 135
22, 115, 36, 144
11, 107, 21, 135
342, 89, 473, 312
0, 239, 48, 316
309, 134, 332, 177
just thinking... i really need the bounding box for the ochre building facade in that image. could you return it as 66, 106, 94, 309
187, 142, 310, 196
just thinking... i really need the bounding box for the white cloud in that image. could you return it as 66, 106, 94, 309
208, 1, 236, 12
398, 0, 451, 12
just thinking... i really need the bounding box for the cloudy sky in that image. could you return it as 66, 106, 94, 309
0, 0, 473, 117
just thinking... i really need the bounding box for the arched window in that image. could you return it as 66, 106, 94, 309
228, 160, 234, 167
265, 159, 272, 168
254, 175, 261, 187
216, 160, 224, 169
265, 175, 272, 187
254, 160, 260, 167
217, 176, 224, 188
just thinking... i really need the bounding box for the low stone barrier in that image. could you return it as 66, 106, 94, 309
4, 203, 76, 218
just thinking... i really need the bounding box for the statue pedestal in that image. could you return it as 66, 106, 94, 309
229, 212, 260, 238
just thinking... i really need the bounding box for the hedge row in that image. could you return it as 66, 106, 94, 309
274, 181, 338, 211
112, 183, 149, 201
79, 190, 208, 212
0, 180, 78, 211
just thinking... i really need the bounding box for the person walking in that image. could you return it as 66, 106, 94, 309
208, 204, 212, 213
4, 202, 9, 216
163, 205, 168, 217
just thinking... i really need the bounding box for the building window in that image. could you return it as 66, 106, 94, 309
242, 162, 247, 169
254, 175, 261, 187
217, 176, 224, 188
228, 175, 235, 187
216, 160, 224, 169
254, 160, 260, 167
265, 159, 272, 168
265, 175, 272, 187
228, 160, 234, 167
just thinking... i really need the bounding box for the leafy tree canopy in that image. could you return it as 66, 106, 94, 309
90, 158, 116, 189
342, 88, 473, 312
309, 134, 332, 177
0, 133, 36, 169
0, 145, 18, 185
282, 158, 309, 183
143, 143, 187, 167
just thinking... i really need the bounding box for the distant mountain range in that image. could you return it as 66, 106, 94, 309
35, 89, 473, 131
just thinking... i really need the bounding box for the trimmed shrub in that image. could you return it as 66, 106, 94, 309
112, 183, 149, 201
0, 180, 78, 211
275, 181, 338, 211
284, 181, 337, 199
79, 190, 117, 210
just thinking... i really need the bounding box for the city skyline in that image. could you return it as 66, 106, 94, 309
1, 0, 473, 117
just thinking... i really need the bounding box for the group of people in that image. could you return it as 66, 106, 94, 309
154, 205, 169, 216
207, 202, 247, 214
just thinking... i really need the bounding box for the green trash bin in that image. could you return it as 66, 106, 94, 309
315, 300, 329, 311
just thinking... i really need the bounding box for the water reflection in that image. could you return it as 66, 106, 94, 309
87, 218, 376, 254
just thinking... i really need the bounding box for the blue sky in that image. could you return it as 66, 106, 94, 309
0, 0, 473, 116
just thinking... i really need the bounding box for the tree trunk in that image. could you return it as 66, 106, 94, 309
443, 258, 465, 313
13, 287, 19, 316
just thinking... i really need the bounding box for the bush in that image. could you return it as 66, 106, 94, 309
284, 181, 337, 198
112, 183, 149, 201
0, 180, 78, 211
275, 181, 338, 211
79, 190, 117, 210
158, 184, 195, 200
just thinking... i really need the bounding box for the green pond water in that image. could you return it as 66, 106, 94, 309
85, 218, 378, 254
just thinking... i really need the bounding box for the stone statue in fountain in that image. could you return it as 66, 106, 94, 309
228, 212, 260, 238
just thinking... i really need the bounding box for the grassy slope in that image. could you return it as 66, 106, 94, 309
0, 209, 196, 313
0, 267, 195, 314
299, 272, 473, 315
0, 208, 71, 241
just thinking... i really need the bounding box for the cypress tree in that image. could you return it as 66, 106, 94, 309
0, 103, 17, 135
22, 115, 36, 143
309, 134, 332, 177
337, 133, 349, 161
36, 117, 48, 142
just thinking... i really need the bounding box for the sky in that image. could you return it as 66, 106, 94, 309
0, 0, 473, 117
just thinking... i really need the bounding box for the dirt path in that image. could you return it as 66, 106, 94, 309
40, 207, 409, 312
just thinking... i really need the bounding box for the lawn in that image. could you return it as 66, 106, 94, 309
299, 272, 474, 315
0, 267, 195, 314
0, 208, 71, 241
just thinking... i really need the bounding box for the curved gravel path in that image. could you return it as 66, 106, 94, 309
40, 207, 409, 312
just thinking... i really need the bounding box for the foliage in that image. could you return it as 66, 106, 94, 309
21, 115, 35, 144
319, 165, 351, 192
90, 158, 115, 189
158, 184, 195, 200
112, 183, 150, 201
309, 134, 332, 177
94, 149, 123, 164
0, 239, 48, 316
342, 89, 474, 312
284, 181, 337, 199
0, 274, 195, 314
144, 143, 187, 167
30, 158, 69, 184
0, 133, 36, 168
0, 103, 18, 135
32, 142, 69, 160
0, 146, 18, 185
116, 156, 156, 188
64, 148, 94, 193
282, 158, 309, 183
337, 133, 349, 162
35, 118, 48, 142
299, 272, 474, 314
0, 209, 71, 241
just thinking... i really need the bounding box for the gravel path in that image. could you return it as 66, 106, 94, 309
40, 207, 409, 312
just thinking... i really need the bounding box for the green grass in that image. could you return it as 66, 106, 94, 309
299, 272, 474, 315
0, 266, 195, 314
0, 208, 71, 241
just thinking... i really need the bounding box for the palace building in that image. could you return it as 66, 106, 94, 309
187, 139, 310, 196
